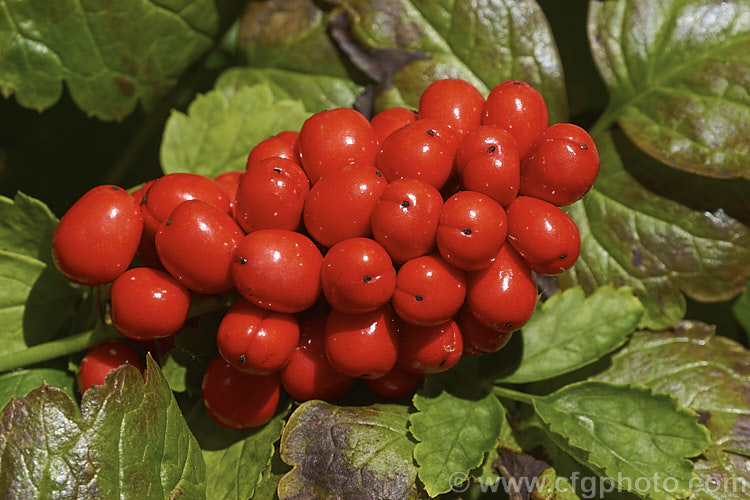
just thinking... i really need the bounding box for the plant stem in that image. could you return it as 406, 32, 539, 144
493, 385, 537, 406
0, 326, 121, 373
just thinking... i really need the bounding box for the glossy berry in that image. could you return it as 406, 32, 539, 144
456, 305, 513, 354
140, 173, 232, 239
234, 157, 310, 233
455, 126, 521, 207
110, 267, 191, 340
216, 299, 299, 374
298, 108, 379, 184
246, 135, 299, 168
392, 254, 466, 326
436, 191, 507, 271
53, 185, 143, 286
520, 123, 600, 206
303, 164, 387, 248
482, 80, 549, 157
213, 171, 244, 208
155, 199, 244, 294
202, 356, 281, 429
321, 238, 397, 314
505, 196, 581, 275
324, 306, 398, 379
454, 126, 518, 176
376, 118, 459, 190
397, 319, 463, 374
280, 316, 354, 401
78, 342, 143, 393
131, 180, 161, 268
418, 78, 484, 136
366, 365, 423, 399
232, 229, 323, 313
371, 178, 443, 265
370, 107, 417, 142
467, 244, 538, 332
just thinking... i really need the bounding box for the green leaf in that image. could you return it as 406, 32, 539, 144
0, 192, 58, 262
215, 67, 364, 114
0, 367, 75, 410
496, 286, 643, 384
594, 321, 750, 457
692, 448, 750, 500
558, 130, 750, 330
339, 0, 568, 121
0, 0, 219, 120
0, 249, 81, 354
532, 381, 712, 500
0, 355, 206, 498
160, 83, 311, 177
187, 397, 289, 500
589, 0, 750, 179
410, 374, 505, 496
732, 278, 750, 341
226, 0, 364, 112
278, 400, 419, 499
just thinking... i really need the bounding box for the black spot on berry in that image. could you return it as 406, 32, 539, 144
239, 257, 247, 264
141, 193, 147, 204
512, 81, 521, 85
401, 200, 410, 208
415, 294, 424, 302
273, 167, 282, 173
426, 129, 436, 137
581, 143, 589, 150
487, 145, 497, 153
363, 276, 372, 282
463, 228, 472, 235
505, 322, 513, 328
165, 219, 172, 226
375, 171, 383, 177
238, 354, 246, 364
560, 253, 568, 259
112, 186, 120, 190
439, 359, 446, 367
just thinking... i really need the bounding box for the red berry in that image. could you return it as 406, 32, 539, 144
456, 305, 513, 354
418, 78, 484, 136
436, 191, 507, 271
299, 108, 379, 184
202, 356, 280, 429
232, 229, 323, 313
213, 171, 244, 208
280, 316, 354, 401
246, 135, 299, 168
397, 319, 463, 374
78, 342, 143, 393
371, 178, 443, 265
216, 299, 299, 374
370, 107, 417, 142
110, 267, 191, 340
321, 238, 397, 314
53, 185, 143, 285
366, 365, 423, 399
392, 254, 466, 326
234, 157, 310, 233
275, 130, 300, 150
520, 123, 599, 206
155, 199, 244, 294
467, 244, 538, 331
140, 173, 232, 239
505, 196, 581, 275
324, 306, 398, 379
376, 118, 459, 190
303, 164, 387, 248
454, 126, 519, 176
482, 80, 549, 157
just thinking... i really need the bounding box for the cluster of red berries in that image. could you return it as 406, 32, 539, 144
59, 78, 599, 430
